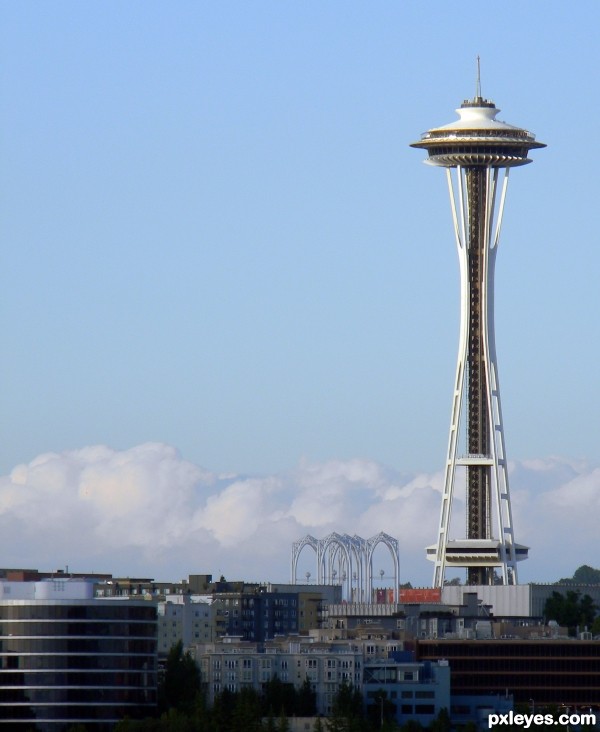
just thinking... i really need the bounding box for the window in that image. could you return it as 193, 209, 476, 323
415, 704, 435, 715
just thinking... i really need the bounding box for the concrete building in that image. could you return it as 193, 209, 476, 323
157, 595, 214, 654
0, 579, 157, 730
362, 657, 450, 727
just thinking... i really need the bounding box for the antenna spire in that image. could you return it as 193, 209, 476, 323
476, 55, 482, 99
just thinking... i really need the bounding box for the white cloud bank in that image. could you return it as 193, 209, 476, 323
0, 443, 598, 586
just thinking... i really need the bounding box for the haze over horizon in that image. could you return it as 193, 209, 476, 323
1, 3, 599, 586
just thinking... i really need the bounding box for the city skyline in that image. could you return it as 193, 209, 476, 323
1, 3, 599, 587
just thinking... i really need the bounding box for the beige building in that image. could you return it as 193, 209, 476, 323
193, 630, 403, 715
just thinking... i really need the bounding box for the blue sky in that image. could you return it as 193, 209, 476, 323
0, 2, 599, 584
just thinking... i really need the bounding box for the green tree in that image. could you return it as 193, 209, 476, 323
261, 675, 296, 717
429, 708, 451, 732
579, 593, 597, 627
264, 713, 278, 732
158, 708, 198, 732
210, 688, 235, 731
276, 711, 291, 731
159, 640, 201, 714
115, 713, 194, 732
296, 675, 317, 716
400, 720, 423, 732
115, 717, 162, 731
559, 564, 600, 584
365, 689, 396, 729
327, 682, 366, 732
544, 590, 597, 635
231, 686, 262, 732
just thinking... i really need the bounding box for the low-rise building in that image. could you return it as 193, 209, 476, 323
362, 657, 450, 727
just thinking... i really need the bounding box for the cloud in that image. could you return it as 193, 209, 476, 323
0, 443, 598, 586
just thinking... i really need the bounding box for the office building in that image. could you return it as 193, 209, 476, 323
0, 579, 156, 729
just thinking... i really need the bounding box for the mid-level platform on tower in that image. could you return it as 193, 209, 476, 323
426, 539, 529, 568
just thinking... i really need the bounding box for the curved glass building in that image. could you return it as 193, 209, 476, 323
0, 580, 157, 729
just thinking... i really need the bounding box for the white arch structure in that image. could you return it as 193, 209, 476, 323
291, 532, 400, 602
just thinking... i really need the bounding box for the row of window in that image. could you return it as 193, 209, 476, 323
210, 657, 360, 670
400, 704, 435, 715
0, 686, 154, 704
0, 639, 155, 654
425, 129, 532, 140
0, 670, 155, 686
428, 145, 529, 158
367, 690, 435, 700
0, 700, 156, 722
421, 642, 600, 658
0, 605, 155, 622
0, 654, 154, 671
241, 598, 297, 607
0, 622, 156, 637
454, 671, 600, 688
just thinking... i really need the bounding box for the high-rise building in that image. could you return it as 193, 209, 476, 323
0, 579, 157, 729
411, 82, 544, 587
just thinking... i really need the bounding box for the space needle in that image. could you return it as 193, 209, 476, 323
411, 70, 545, 587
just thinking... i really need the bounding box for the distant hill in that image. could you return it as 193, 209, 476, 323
558, 565, 600, 584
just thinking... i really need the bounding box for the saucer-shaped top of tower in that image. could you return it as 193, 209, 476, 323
411, 95, 545, 168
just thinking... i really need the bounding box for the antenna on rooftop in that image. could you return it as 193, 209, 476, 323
476, 55, 482, 99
